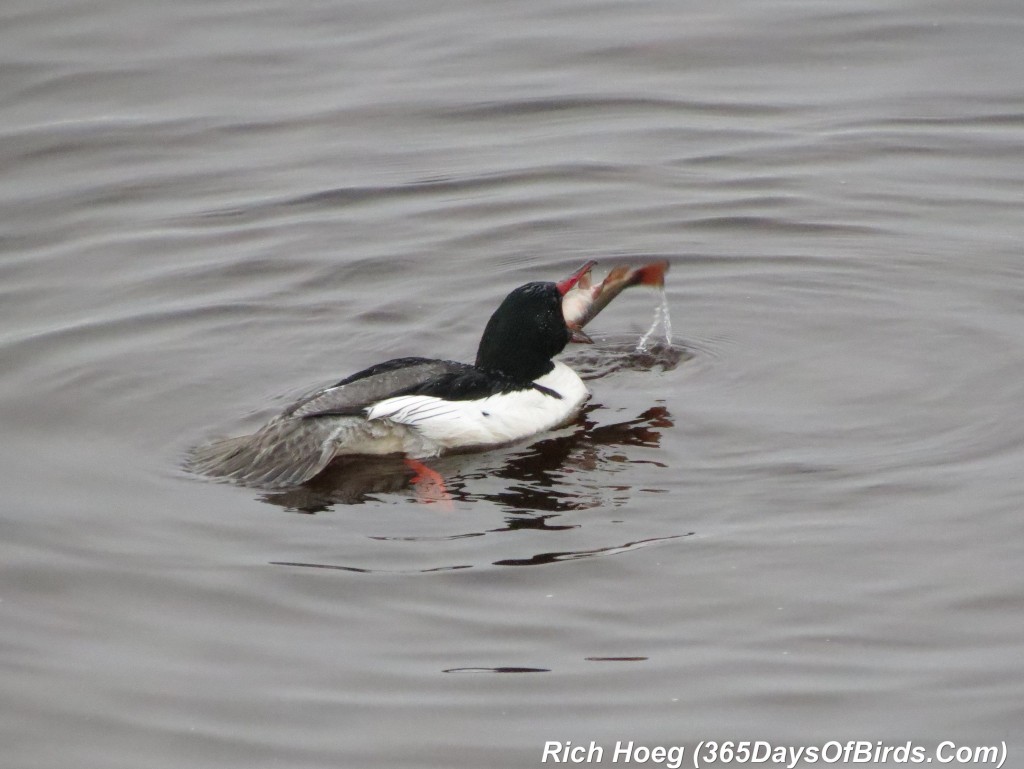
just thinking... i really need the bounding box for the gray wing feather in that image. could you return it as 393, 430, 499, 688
289, 360, 464, 419
190, 359, 466, 488
189, 415, 345, 488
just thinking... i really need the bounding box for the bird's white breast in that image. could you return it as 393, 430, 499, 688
365, 361, 589, 453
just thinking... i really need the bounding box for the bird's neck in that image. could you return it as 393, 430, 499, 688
475, 348, 555, 384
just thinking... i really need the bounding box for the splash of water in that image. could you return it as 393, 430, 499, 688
636, 287, 673, 352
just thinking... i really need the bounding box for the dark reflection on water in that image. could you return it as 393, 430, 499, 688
441, 657, 651, 674
259, 455, 416, 511
491, 532, 691, 568
269, 560, 474, 575
272, 532, 690, 574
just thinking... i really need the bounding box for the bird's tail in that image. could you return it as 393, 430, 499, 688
187, 416, 341, 489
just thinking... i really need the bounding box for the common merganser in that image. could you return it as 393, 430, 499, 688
191, 262, 600, 489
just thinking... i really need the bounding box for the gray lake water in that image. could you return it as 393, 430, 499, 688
3, 1, 1023, 767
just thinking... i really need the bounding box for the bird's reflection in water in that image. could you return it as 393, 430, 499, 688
263, 340, 689, 572
265, 402, 691, 573
266, 403, 696, 573
259, 404, 673, 514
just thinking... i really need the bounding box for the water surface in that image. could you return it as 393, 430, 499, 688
3, 1, 1023, 767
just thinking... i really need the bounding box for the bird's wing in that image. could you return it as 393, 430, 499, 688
288, 358, 470, 419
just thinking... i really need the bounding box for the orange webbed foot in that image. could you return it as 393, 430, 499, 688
404, 458, 454, 510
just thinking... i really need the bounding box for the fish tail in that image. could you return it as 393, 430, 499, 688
631, 260, 668, 288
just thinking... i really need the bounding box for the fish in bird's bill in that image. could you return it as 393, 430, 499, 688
561, 260, 668, 342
